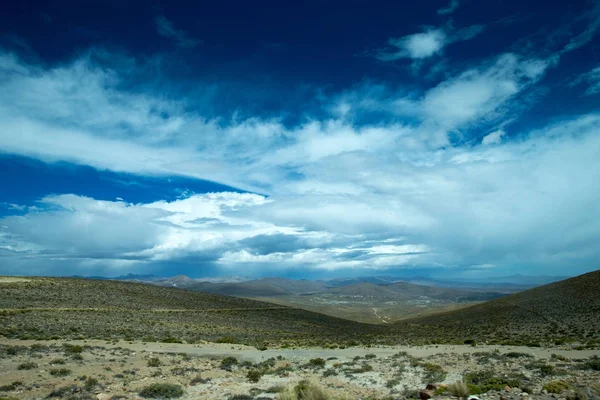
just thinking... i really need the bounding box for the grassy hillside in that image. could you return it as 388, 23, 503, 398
400, 269, 600, 345
0, 277, 383, 346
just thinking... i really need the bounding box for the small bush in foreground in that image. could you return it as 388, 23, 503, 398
161, 337, 183, 344
139, 383, 184, 398
0, 382, 23, 391
17, 362, 38, 370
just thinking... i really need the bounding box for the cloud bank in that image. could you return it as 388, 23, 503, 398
1, 5, 599, 278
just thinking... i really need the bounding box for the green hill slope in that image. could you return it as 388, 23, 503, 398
0, 277, 381, 346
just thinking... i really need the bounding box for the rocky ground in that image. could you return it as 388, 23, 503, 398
0, 339, 598, 399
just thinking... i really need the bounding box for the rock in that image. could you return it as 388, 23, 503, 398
96, 395, 111, 400
505, 386, 512, 392
501, 396, 509, 400
468, 396, 481, 400
420, 389, 435, 400
426, 384, 438, 391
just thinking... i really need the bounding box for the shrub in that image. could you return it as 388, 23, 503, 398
50, 358, 67, 365
49, 368, 71, 377
583, 356, 600, 371
161, 337, 183, 344
540, 364, 555, 376
247, 369, 263, 383
84, 377, 99, 391
465, 371, 522, 392
448, 381, 470, 399
551, 353, 570, 362
229, 395, 253, 400
190, 374, 211, 385
386, 378, 401, 388
505, 352, 532, 358
543, 381, 571, 394
423, 363, 447, 383
220, 357, 238, 371
323, 369, 338, 377
365, 353, 377, 359
308, 358, 326, 368
139, 383, 184, 398
17, 362, 38, 370
147, 357, 162, 367
0, 382, 22, 391
215, 336, 239, 344
63, 344, 84, 354
266, 385, 285, 393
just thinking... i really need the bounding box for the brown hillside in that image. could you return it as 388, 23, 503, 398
400, 269, 600, 343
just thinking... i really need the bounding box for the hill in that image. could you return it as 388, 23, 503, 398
400, 269, 600, 344
0, 277, 382, 346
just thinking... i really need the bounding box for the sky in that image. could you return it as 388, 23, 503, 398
0, 0, 599, 279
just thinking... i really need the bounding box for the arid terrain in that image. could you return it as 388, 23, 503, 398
1, 272, 599, 399
0, 339, 599, 400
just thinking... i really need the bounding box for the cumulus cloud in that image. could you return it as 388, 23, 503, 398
155, 15, 201, 48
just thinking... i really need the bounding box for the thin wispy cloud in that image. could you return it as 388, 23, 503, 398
437, 0, 459, 15
154, 15, 200, 49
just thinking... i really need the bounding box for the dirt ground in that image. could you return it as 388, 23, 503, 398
1, 338, 599, 399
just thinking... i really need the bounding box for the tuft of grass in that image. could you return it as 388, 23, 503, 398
448, 380, 470, 399
280, 380, 331, 400
17, 361, 38, 370
139, 383, 184, 398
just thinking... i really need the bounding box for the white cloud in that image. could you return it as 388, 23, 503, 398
0, 43, 599, 277
438, 0, 459, 15
481, 129, 505, 145
570, 66, 600, 95
154, 16, 201, 48
376, 25, 484, 61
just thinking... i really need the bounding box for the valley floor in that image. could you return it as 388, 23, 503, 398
1, 339, 598, 399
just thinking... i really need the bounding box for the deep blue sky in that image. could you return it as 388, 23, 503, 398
0, 0, 599, 279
